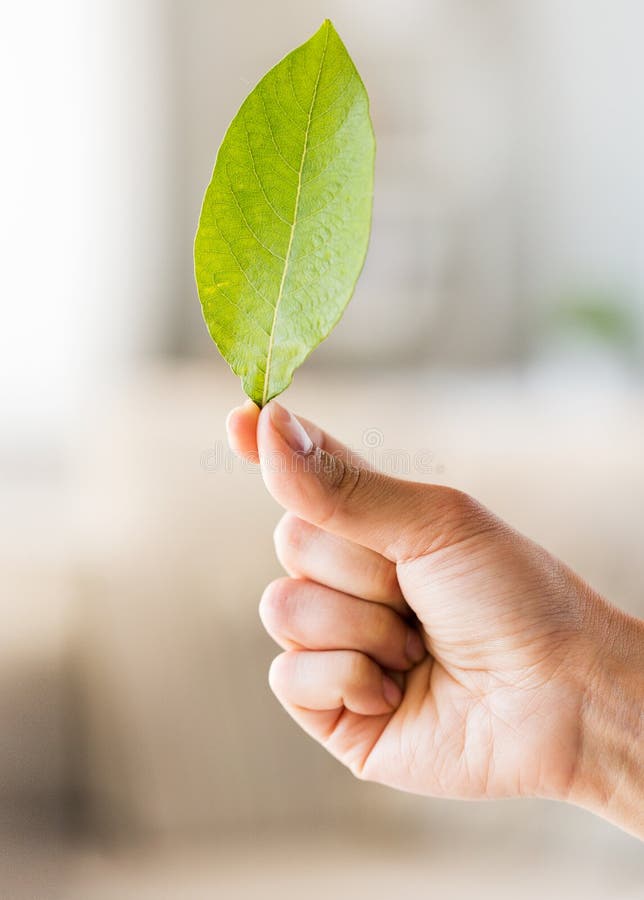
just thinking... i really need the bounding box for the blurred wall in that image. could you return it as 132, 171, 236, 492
3, 0, 642, 460
169, 0, 520, 363
513, 1, 644, 345
166, 0, 644, 364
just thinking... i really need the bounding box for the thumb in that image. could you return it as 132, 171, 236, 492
257, 401, 471, 563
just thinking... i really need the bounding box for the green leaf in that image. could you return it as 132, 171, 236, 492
194, 19, 375, 406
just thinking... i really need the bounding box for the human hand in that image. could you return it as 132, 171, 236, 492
227, 400, 644, 837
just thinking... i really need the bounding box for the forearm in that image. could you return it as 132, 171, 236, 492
571, 604, 644, 837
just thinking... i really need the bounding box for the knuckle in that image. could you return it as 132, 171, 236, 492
328, 453, 362, 495
316, 452, 370, 526
346, 650, 373, 686
358, 601, 391, 651
374, 609, 397, 654
436, 487, 498, 541
402, 486, 499, 560
374, 556, 401, 603
440, 486, 477, 514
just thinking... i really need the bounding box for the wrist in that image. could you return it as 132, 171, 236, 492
569, 603, 644, 837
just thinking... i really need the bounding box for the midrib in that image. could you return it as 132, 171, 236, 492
261, 27, 329, 406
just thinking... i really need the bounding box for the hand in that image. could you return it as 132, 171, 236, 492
227, 400, 644, 837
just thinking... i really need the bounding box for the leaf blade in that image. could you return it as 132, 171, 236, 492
195, 20, 375, 405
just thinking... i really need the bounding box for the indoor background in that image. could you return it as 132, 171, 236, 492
1, 1, 643, 897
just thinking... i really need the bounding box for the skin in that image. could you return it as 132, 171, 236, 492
227, 399, 644, 838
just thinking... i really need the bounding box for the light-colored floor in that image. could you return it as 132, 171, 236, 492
8, 832, 644, 900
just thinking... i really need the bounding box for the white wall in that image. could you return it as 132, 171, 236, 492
513, 0, 644, 336
0, 0, 177, 456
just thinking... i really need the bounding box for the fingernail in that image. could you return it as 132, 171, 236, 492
269, 402, 313, 455
382, 674, 402, 708
406, 629, 426, 664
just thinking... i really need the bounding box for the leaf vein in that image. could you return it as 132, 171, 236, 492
257, 89, 299, 174
261, 24, 330, 406
310, 70, 356, 123
298, 170, 356, 223
243, 124, 293, 225
272, 78, 306, 133
225, 171, 287, 262
212, 218, 276, 315
287, 57, 308, 115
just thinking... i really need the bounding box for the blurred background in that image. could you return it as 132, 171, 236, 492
1, 0, 643, 897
